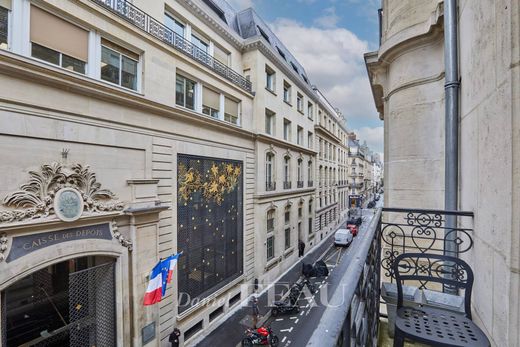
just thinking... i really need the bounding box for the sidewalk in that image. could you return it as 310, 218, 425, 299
193, 219, 346, 347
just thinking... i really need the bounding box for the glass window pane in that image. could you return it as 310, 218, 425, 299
121, 55, 137, 90
165, 13, 184, 38
0, 7, 7, 50
191, 34, 208, 53
185, 79, 195, 110
101, 46, 120, 85
31, 43, 59, 65
61, 54, 86, 74
176, 76, 185, 107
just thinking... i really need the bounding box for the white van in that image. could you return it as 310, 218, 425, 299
334, 228, 353, 247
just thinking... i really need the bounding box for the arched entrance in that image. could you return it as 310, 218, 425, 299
1, 256, 116, 347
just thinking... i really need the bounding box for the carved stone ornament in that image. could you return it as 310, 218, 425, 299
0, 163, 124, 224
0, 233, 8, 262
111, 219, 133, 251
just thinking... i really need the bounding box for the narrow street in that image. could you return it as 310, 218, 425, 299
264, 207, 378, 347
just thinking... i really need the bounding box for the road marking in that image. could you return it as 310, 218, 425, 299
280, 327, 293, 333
275, 318, 284, 321
322, 280, 326, 284
300, 311, 304, 316
282, 336, 287, 343
319, 284, 323, 289
289, 316, 297, 320
306, 309, 311, 315
294, 318, 299, 324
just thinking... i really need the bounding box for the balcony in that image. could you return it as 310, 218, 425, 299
266, 182, 276, 191
307, 208, 478, 346
90, 0, 252, 93
297, 181, 304, 188
283, 181, 292, 189
308, 180, 314, 187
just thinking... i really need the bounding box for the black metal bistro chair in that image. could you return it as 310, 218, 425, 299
392, 253, 490, 347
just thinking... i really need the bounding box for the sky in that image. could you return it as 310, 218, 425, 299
227, 0, 383, 156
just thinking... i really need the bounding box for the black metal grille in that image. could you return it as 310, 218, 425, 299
68, 261, 116, 347
177, 155, 243, 312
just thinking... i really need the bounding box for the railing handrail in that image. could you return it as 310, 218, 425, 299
89, 0, 252, 93
307, 208, 382, 346
383, 207, 474, 217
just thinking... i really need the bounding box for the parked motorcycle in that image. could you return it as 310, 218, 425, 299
242, 326, 279, 346
291, 277, 316, 295
269, 294, 299, 317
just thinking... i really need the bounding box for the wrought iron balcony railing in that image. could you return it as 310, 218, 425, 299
266, 181, 276, 191
283, 181, 292, 189
307, 207, 475, 346
308, 180, 313, 187
90, 0, 252, 93
297, 181, 304, 188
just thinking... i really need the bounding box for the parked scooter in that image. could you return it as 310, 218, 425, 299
242, 326, 279, 346
269, 293, 299, 317
291, 277, 316, 295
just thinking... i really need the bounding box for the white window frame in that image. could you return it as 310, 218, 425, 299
100, 43, 140, 92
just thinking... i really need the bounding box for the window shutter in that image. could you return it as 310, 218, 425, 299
30, 6, 88, 62
203, 87, 220, 110
0, 0, 11, 10
213, 44, 229, 66
225, 97, 239, 117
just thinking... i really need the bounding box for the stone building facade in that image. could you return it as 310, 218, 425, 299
365, 0, 520, 346
0, 0, 353, 346
314, 88, 350, 235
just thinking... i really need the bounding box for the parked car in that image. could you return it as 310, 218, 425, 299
347, 208, 363, 226
334, 228, 353, 247
347, 224, 358, 237
367, 201, 376, 208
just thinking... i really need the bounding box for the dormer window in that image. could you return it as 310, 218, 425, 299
257, 26, 270, 43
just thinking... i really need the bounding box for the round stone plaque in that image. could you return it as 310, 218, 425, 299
54, 188, 84, 222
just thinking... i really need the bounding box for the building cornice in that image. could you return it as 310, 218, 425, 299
0, 51, 257, 143
254, 188, 316, 201
243, 39, 319, 103
315, 124, 341, 144
181, 0, 245, 50
256, 134, 318, 156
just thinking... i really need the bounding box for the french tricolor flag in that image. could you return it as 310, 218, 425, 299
144, 252, 182, 306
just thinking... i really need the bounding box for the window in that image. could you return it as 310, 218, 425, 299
284, 156, 290, 183
285, 227, 291, 250
265, 109, 275, 135
308, 200, 313, 213
266, 153, 274, 185
298, 206, 302, 218
0, 5, 8, 50
276, 46, 286, 60
267, 235, 274, 260
258, 26, 270, 43
176, 75, 196, 110
297, 93, 303, 112
165, 13, 185, 37
297, 126, 303, 145
267, 209, 275, 231
308, 160, 313, 181
308, 132, 313, 149
225, 97, 239, 124
307, 102, 314, 119
191, 33, 209, 53
101, 40, 139, 90
283, 119, 291, 141
297, 159, 303, 182
308, 217, 313, 234
290, 62, 299, 74
265, 65, 275, 91
203, 87, 220, 118
283, 81, 291, 103
214, 44, 230, 66
30, 6, 88, 74
202, 0, 227, 23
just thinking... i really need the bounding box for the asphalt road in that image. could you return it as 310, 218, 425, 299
265, 208, 377, 347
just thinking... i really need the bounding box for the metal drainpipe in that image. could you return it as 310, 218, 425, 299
444, 0, 460, 290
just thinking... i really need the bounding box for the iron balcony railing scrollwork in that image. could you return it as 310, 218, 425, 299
308, 180, 313, 187
297, 181, 304, 188
283, 181, 292, 190
89, 0, 252, 93
266, 181, 276, 191
380, 207, 474, 284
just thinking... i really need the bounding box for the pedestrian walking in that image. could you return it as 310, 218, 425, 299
251, 296, 260, 328
169, 328, 180, 347
298, 239, 305, 257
